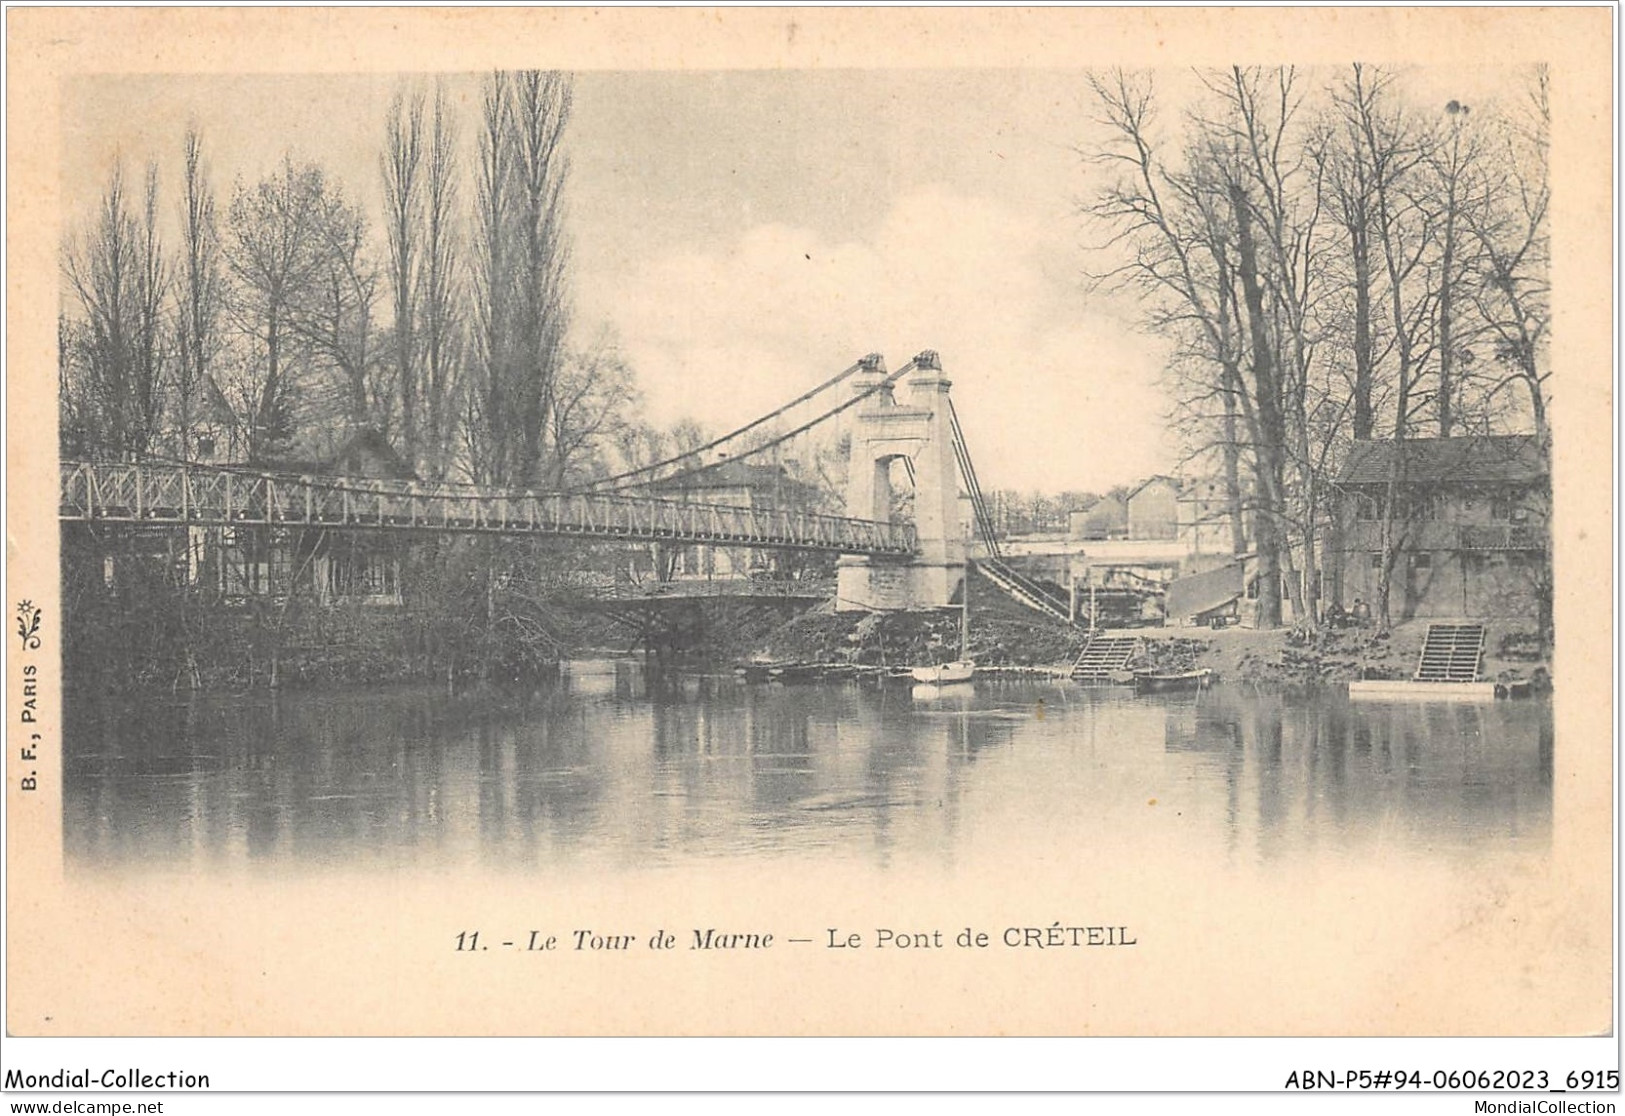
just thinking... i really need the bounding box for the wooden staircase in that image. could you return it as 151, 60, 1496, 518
1072, 633, 1139, 681
1414, 622, 1486, 682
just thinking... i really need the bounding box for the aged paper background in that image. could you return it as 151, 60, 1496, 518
5, 6, 1613, 1045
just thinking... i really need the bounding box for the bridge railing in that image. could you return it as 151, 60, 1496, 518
60, 461, 918, 556
588, 577, 838, 601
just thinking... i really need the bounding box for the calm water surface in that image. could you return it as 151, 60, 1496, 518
64, 662, 1553, 874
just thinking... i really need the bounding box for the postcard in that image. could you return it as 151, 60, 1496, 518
4, 5, 1613, 1093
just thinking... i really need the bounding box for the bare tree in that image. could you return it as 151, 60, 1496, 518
134, 164, 170, 454
543, 330, 639, 487
61, 160, 169, 459
59, 313, 89, 456
1086, 68, 1308, 626
1466, 67, 1550, 441
466, 69, 573, 486
1323, 70, 1383, 443
172, 128, 224, 459
380, 81, 465, 480
512, 71, 574, 485
1424, 98, 1491, 438
1466, 67, 1552, 637
1085, 71, 1249, 509
223, 156, 332, 459
382, 89, 425, 466
467, 71, 517, 485
1084, 66, 1499, 629
1342, 69, 1439, 631
419, 81, 465, 479
1203, 66, 1331, 625
293, 194, 384, 438
222, 155, 381, 460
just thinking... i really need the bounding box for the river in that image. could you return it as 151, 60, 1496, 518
63, 661, 1553, 876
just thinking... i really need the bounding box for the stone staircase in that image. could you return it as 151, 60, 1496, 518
1414, 622, 1486, 682
1072, 633, 1140, 681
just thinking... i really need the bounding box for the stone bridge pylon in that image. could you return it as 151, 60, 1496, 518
836, 350, 966, 611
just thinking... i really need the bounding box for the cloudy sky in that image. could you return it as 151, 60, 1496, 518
567, 70, 1175, 493
61, 66, 1498, 493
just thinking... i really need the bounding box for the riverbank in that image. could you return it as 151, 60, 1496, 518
735, 567, 1089, 671
1130, 620, 1551, 691
67, 557, 1549, 695
737, 569, 1550, 691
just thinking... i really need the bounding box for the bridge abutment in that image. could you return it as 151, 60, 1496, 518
837, 351, 966, 612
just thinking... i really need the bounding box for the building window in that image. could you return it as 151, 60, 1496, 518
357, 553, 397, 596
1490, 490, 1515, 521
1369, 552, 1383, 569
1410, 553, 1432, 570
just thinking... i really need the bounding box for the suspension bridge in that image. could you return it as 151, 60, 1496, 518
60, 350, 1073, 620
58, 461, 917, 556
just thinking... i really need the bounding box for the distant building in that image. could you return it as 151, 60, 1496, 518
1124, 475, 1179, 540
1067, 495, 1126, 541
645, 458, 827, 580
1160, 474, 1253, 626
1001, 474, 1252, 623
1333, 434, 1549, 621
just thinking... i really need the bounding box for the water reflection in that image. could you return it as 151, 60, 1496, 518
63, 664, 1552, 874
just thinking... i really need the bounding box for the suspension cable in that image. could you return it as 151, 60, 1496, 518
89, 353, 889, 501
578, 355, 878, 493
947, 396, 1003, 561
591, 358, 917, 495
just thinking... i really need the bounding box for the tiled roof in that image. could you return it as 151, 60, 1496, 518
1124, 474, 1179, 501
257, 428, 417, 481
1338, 435, 1545, 486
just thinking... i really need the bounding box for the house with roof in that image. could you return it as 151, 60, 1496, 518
203, 428, 419, 605
1332, 434, 1549, 622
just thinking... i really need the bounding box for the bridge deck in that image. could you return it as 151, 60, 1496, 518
59, 461, 917, 556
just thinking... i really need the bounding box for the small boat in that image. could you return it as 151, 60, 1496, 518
907, 574, 976, 686
909, 660, 975, 685
1132, 668, 1212, 694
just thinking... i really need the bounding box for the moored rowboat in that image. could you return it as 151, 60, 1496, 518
1132, 668, 1212, 694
